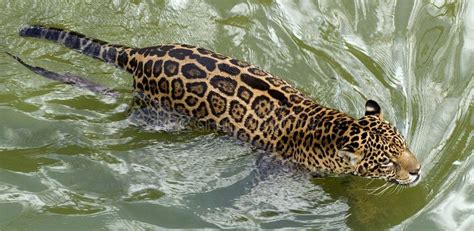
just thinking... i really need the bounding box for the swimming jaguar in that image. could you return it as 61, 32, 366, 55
18, 25, 421, 185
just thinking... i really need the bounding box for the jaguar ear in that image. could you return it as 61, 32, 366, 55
365, 99, 383, 120
337, 146, 363, 168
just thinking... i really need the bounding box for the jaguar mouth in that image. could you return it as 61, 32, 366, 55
391, 173, 421, 186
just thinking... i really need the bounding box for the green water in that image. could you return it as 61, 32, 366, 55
0, 0, 473, 230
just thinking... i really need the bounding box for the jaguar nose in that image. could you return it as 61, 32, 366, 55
409, 165, 421, 175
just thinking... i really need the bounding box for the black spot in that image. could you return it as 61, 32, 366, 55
144, 60, 153, 77
143, 49, 152, 57
152, 60, 163, 77
290, 94, 303, 104
158, 78, 169, 94
259, 117, 274, 134
230, 59, 250, 67
229, 100, 246, 123
142, 78, 150, 91
186, 82, 207, 97
369, 122, 378, 128
351, 136, 359, 142
197, 48, 212, 55
264, 141, 274, 152
237, 85, 253, 103
308, 106, 323, 116
148, 79, 158, 94
185, 95, 198, 106
200, 119, 217, 130
164, 60, 179, 77
59, 32, 67, 41
266, 77, 285, 87
291, 132, 298, 141
182, 63, 207, 79
149, 45, 174, 57
196, 56, 217, 71
134, 61, 143, 77
275, 107, 290, 119
248, 67, 266, 76
192, 102, 208, 118
65, 35, 80, 50
136, 48, 150, 56
83, 42, 101, 58
211, 53, 227, 60
252, 135, 264, 148
171, 79, 185, 100
268, 89, 288, 104
336, 136, 347, 149
282, 86, 298, 94
324, 121, 332, 133
160, 96, 172, 111
136, 82, 144, 91
219, 118, 235, 134
244, 114, 259, 132
45, 30, 60, 41
251, 95, 273, 118
210, 75, 237, 96
293, 106, 303, 114
207, 91, 227, 116
304, 133, 314, 149
117, 51, 129, 68
174, 103, 189, 115
236, 128, 250, 142
128, 57, 137, 73
359, 120, 369, 126
180, 44, 196, 48
240, 74, 269, 91
110, 44, 128, 48
168, 48, 193, 60
104, 47, 117, 63
302, 99, 313, 106
297, 113, 309, 128
218, 63, 240, 76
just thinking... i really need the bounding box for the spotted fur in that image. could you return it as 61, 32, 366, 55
19, 25, 421, 185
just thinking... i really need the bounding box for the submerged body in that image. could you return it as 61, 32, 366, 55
19, 25, 421, 185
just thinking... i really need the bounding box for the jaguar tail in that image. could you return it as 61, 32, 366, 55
19, 25, 132, 70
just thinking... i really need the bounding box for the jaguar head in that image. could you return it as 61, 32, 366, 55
338, 100, 421, 185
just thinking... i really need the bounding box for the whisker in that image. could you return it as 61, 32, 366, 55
359, 178, 375, 191
367, 182, 385, 195
365, 178, 375, 186
396, 185, 405, 193
389, 185, 399, 194
375, 183, 393, 196
369, 182, 390, 196
361, 179, 378, 192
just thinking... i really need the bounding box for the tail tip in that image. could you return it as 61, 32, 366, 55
19, 25, 45, 37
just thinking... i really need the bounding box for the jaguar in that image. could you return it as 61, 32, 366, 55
18, 25, 421, 185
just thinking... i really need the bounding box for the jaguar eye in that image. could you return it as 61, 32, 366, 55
380, 158, 391, 165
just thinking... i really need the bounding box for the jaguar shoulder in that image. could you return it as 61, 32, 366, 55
18, 25, 421, 185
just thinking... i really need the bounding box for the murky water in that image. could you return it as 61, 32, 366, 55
0, 0, 472, 230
